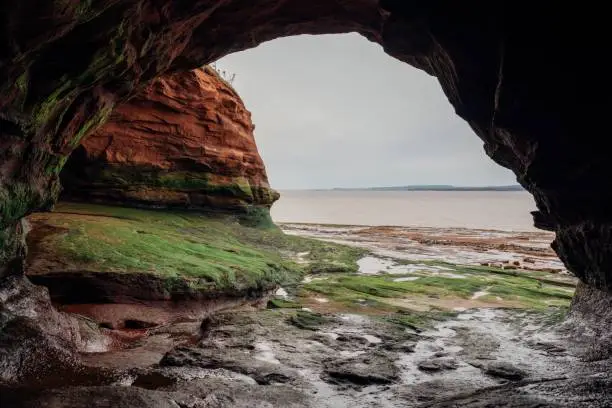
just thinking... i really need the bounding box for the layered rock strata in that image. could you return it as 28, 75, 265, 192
60, 66, 278, 218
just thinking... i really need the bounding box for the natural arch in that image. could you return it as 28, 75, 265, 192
0, 2, 610, 316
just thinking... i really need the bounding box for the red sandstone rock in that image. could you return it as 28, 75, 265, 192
61, 67, 278, 214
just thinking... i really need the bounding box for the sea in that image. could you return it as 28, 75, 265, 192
271, 190, 538, 232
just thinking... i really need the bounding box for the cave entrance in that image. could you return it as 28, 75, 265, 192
48, 33, 573, 323
212, 34, 538, 231
3, 4, 608, 400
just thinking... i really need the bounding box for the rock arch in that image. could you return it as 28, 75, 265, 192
0, 3, 609, 294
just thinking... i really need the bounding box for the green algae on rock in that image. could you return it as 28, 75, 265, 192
302, 269, 573, 312
25, 202, 364, 299
26, 203, 295, 295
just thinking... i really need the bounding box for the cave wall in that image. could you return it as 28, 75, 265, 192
60, 66, 279, 218
0, 1, 610, 293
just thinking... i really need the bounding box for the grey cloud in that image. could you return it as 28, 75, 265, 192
215, 33, 516, 189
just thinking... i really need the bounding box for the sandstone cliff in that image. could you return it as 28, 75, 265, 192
60, 67, 279, 223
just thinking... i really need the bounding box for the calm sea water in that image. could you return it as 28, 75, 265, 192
271, 190, 539, 231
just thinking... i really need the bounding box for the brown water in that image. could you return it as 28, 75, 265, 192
272, 190, 538, 232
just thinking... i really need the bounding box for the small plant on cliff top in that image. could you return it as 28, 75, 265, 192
209, 63, 236, 85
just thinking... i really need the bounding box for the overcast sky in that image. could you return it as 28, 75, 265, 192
215, 34, 516, 190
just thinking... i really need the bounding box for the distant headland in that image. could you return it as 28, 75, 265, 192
331, 185, 524, 192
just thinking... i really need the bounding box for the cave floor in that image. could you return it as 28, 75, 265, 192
3, 305, 610, 408
4, 214, 610, 407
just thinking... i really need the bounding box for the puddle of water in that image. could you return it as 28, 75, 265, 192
294, 251, 311, 264
396, 307, 574, 390
434, 272, 467, 279
339, 350, 366, 358
275, 288, 288, 298
456, 308, 499, 321
254, 342, 281, 365
393, 277, 420, 282
362, 334, 382, 344
302, 276, 329, 283
358, 255, 456, 276
357, 256, 395, 274
314, 297, 329, 303
338, 314, 370, 324
285, 224, 568, 274
422, 327, 457, 338
471, 290, 490, 300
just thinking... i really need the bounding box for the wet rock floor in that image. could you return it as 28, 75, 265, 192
3, 224, 610, 407
4, 305, 610, 408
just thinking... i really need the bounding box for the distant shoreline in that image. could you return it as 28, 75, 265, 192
280, 185, 525, 192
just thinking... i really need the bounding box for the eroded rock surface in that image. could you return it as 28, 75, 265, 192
0, 276, 94, 387
0, 1, 610, 297
11, 306, 605, 408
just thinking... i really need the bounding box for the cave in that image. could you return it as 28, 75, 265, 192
0, 0, 611, 405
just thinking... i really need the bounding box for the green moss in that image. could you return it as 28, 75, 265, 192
221, 223, 366, 273
288, 310, 330, 330
0, 224, 21, 267
45, 155, 69, 177
29, 203, 366, 295
237, 206, 275, 229
90, 168, 264, 202
32, 203, 300, 291
0, 182, 40, 226
155, 172, 210, 189
71, 105, 114, 147
302, 268, 574, 311
383, 309, 457, 331
32, 80, 74, 129
267, 298, 302, 309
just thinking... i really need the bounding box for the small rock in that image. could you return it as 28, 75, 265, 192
484, 361, 527, 380
426, 344, 444, 353
324, 353, 399, 385
417, 357, 459, 372
531, 341, 567, 355
160, 347, 297, 385
336, 334, 369, 345
383, 341, 416, 353
394, 379, 481, 404
288, 311, 330, 331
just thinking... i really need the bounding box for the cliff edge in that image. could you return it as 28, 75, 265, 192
60, 67, 279, 225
